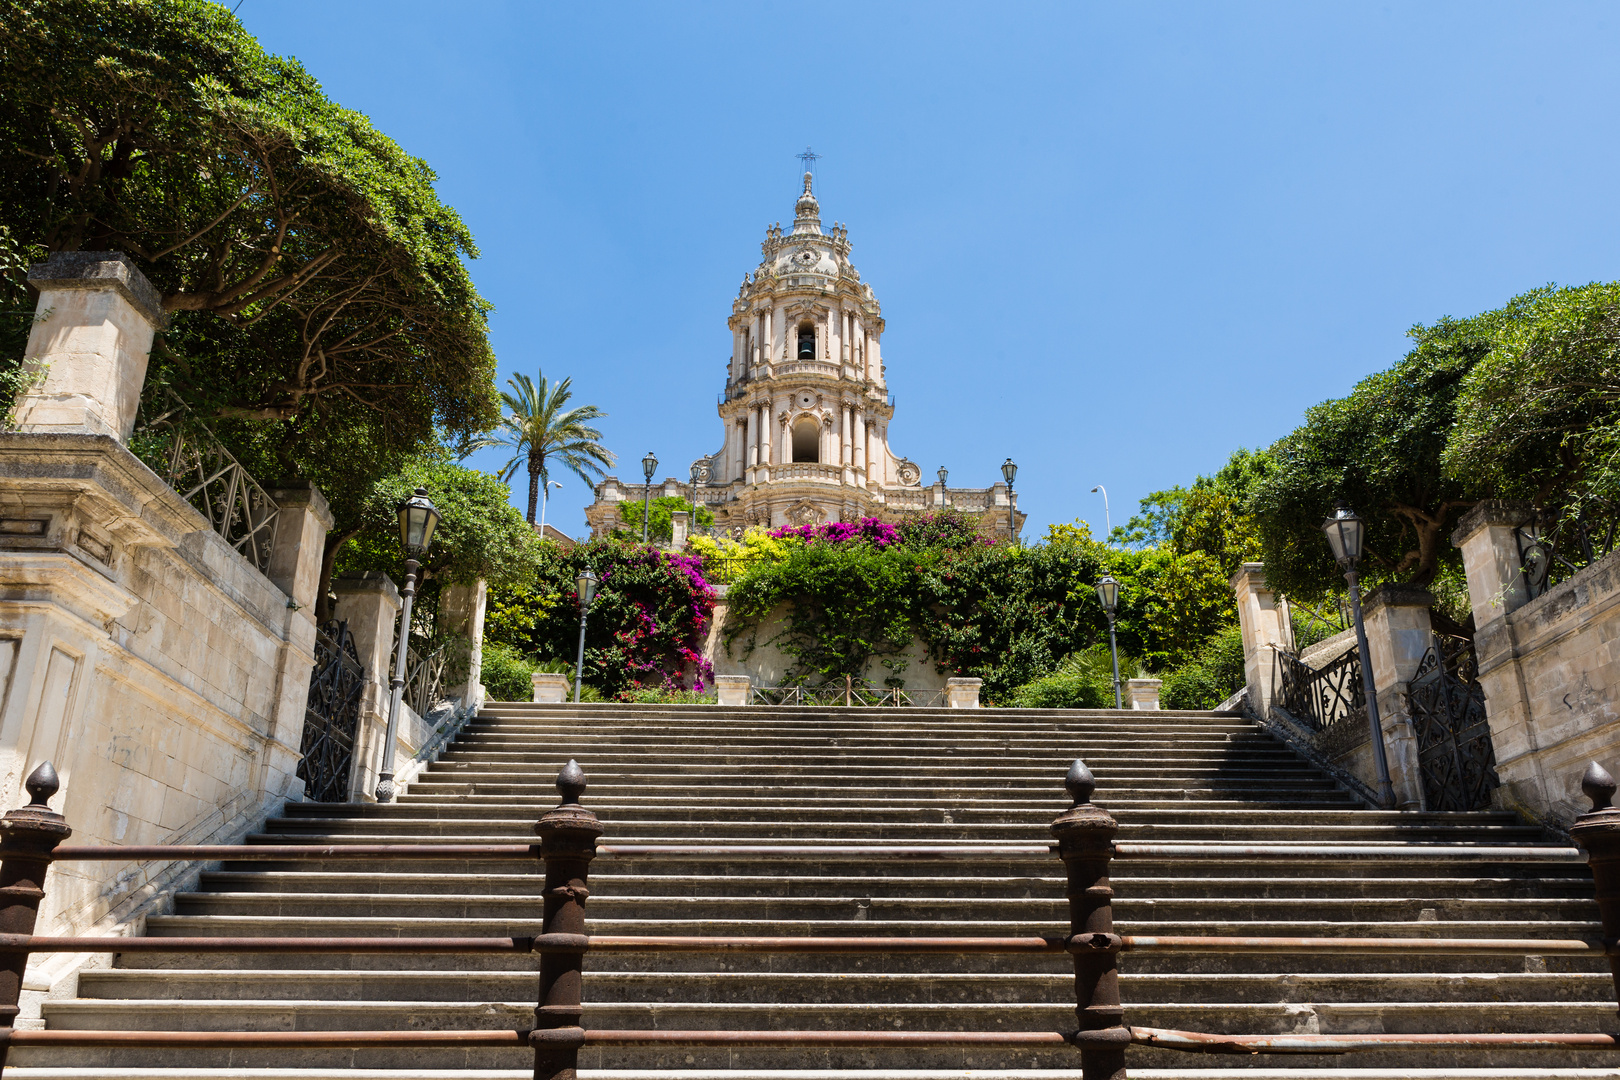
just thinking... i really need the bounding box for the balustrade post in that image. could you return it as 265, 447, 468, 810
532, 760, 602, 1080
1570, 761, 1620, 1014
1051, 760, 1129, 1080
0, 763, 71, 1070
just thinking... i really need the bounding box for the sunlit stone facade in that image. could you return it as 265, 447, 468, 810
586, 174, 1021, 538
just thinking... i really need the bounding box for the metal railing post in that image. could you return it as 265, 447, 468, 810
0, 763, 71, 1071
1571, 761, 1620, 1014
532, 760, 602, 1080
1051, 759, 1128, 1080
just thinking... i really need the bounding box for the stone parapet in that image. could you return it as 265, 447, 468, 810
1229, 563, 1290, 718
1127, 678, 1162, 710
331, 572, 401, 801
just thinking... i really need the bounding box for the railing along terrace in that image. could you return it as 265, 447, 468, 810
0, 760, 1618, 1078
1272, 643, 1365, 735
1516, 501, 1620, 600
751, 679, 948, 707
128, 386, 281, 574
401, 642, 448, 716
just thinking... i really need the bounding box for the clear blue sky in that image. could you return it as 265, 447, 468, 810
237, 1, 1620, 540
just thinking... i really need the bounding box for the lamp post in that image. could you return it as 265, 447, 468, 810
538, 479, 563, 534
640, 451, 658, 543
572, 569, 599, 705
376, 487, 441, 803
1094, 574, 1123, 710
1323, 501, 1397, 810
689, 462, 707, 536
1001, 457, 1018, 543
1091, 485, 1111, 536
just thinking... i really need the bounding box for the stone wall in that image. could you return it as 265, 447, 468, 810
702, 594, 949, 693
1455, 502, 1620, 828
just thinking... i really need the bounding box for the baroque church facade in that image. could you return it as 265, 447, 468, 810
584, 174, 1022, 538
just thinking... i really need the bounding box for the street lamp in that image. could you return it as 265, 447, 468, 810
376, 487, 441, 803
538, 479, 563, 534
640, 451, 658, 543
1001, 458, 1018, 543
1094, 574, 1123, 710
937, 466, 949, 486
689, 461, 707, 535
573, 568, 599, 704
1323, 501, 1396, 809
1091, 485, 1111, 536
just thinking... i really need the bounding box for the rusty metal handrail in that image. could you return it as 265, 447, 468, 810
1130, 1026, 1620, 1055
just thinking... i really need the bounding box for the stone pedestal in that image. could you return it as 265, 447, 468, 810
1127, 678, 1162, 710
13, 253, 165, 440
1361, 584, 1435, 811
1230, 563, 1291, 716
1454, 501, 1536, 629
670, 511, 690, 550
532, 673, 570, 703
715, 675, 751, 707
331, 573, 402, 801
440, 579, 487, 706
946, 677, 982, 709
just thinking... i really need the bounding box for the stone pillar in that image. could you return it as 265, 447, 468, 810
531, 673, 570, 703
853, 409, 867, 481
1360, 584, 1434, 810
1453, 501, 1537, 630
439, 579, 487, 707
1230, 563, 1291, 718
13, 252, 165, 441
1127, 679, 1162, 710
745, 407, 758, 474
946, 677, 982, 709
715, 675, 750, 707
331, 572, 402, 801
259, 483, 335, 800
671, 510, 690, 549
775, 396, 790, 466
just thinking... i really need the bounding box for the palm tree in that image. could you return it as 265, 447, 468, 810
487, 371, 615, 525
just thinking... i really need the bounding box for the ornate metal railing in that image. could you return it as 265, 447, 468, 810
297, 621, 365, 802
404, 643, 448, 717
700, 551, 751, 585
1408, 637, 1499, 812
1516, 502, 1620, 600
129, 387, 281, 574
1272, 645, 1365, 740
752, 680, 948, 708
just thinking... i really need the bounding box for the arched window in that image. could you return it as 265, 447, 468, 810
792, 417, 820, 463
797, 323, 816, 360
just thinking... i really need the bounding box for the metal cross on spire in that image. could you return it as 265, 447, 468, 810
796, 147, 821, 174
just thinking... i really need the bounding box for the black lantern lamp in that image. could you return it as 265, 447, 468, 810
1094, 574, 1123, 710
573, 569, 599, 704
1001, 458, 1017, 486
640, 452, 659, 543
937, 466, 949, 486
1321, 501, 1396, 809
1002, 458, 1018, 543
377, 487, 440, 802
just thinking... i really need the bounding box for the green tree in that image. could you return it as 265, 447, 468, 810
0, 0, 499, 438
486, 371, 615, 524
1248, 316, 1498, 607
615, 496, 715, 544
1443, 282, 1620, 516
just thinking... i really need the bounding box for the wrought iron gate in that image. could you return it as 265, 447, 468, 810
298, 621, 366, 802
1407, 637, 1498, 812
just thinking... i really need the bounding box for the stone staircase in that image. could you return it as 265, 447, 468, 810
9, 703, 1619, 1079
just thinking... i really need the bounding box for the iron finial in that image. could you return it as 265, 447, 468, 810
557, 760, 586, 805
1065, 759, 1096, 807
1582, 761, 1617, 811
24, 762, 59, 809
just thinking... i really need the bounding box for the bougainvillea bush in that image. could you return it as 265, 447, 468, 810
483, 538, 716, 698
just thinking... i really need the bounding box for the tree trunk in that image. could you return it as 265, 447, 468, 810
526, 460, 541, 525
313, 529, 361, 623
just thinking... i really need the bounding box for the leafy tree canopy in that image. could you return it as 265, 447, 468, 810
614, 496, 715, 543
0, 0, 499, 442
1248, 314, 1499, 604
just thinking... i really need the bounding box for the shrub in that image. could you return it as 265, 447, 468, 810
1159, 626, 1247, 710
614, 687, 718, 705
480, 641, 537, 702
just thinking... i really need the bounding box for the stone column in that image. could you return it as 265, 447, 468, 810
14, 252, 165, 441
439, 579, 487, 707
853, 409, 867, 481
1127, 679, 1162, 710
1230, 563, 1291, 718
775, 396, 790, 465
745, 408, 758, 476
259, 483, 335, 801
671, 510, 690, 549
1360, 584, 1435, 810
331, 572, 402, 801
1453, 501, 1537, 629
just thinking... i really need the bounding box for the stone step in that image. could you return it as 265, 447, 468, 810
12, 1070, 1620, 1080
169, 890, 1603, 923
75, 968, 1618, 1004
